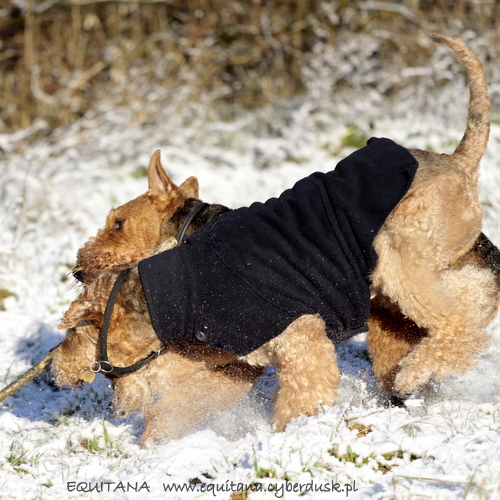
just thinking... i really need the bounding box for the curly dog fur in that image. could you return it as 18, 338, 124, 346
53, 34, 500, 446
370, 33, 498, 395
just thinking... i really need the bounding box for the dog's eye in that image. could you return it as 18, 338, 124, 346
113, 220, 125, 232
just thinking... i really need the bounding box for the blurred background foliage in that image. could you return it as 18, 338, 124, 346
1, 0, 499, 136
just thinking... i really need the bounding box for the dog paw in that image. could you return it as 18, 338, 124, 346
393, 364, 433, 396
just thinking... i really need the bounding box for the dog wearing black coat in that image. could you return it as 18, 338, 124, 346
54, 34, 500, 446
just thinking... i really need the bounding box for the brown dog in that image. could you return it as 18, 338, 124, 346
54, 34, 500, 445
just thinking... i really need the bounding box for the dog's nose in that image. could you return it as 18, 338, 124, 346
73, 269, 85, 283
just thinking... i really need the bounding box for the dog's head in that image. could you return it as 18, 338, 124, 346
54, 266, 162, 387
51, 321, 101, 387
54, 268, 118, 387
73, 150, 199, 284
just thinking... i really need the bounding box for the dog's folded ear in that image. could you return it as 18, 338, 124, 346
58, 299, 104, 330
179, 176, 199, 200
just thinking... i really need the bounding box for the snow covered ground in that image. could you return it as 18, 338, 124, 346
1, 38, 500, 499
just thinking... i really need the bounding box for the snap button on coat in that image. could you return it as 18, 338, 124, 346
195, 331, 207, 342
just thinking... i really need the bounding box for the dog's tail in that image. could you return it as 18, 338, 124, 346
430, 33, 490, 172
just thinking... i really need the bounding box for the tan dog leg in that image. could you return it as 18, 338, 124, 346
260, 315, 339, 431
393, 265, 496, 394
369, 234, 500, 395
367, 295, 426, 393
373, 245, 494, 394
139, 368, 254, 446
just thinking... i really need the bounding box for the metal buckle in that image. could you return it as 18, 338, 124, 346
89, 360, 113, 374
89, 361, 100, 373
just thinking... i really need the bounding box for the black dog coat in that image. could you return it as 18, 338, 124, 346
138, 138, 418, 355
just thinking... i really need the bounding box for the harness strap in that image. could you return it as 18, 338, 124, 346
93, 202, 209, 377
176, 202, 209, 245
99, 267, 131, 365
96, 266, 161, 376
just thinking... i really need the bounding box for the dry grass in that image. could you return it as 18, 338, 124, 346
1, 0, 499, 135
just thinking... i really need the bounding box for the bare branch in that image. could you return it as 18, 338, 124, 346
0, 346, 59, 403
